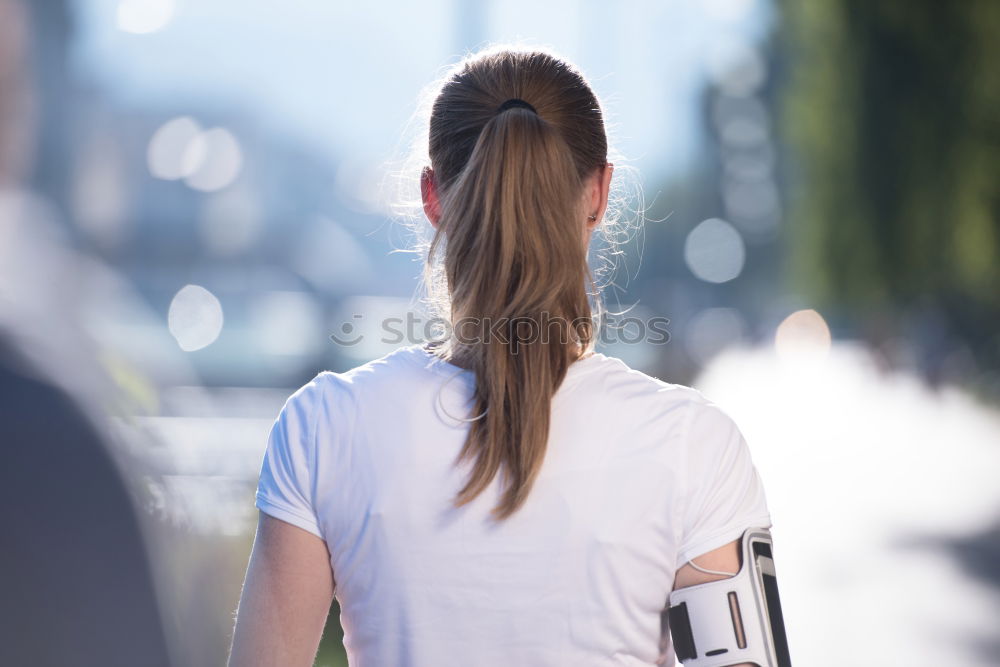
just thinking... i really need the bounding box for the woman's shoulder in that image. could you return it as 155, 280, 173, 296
326, 344, 451, 386
287, 344, 442, 405
583, 354, 753, 460
272, 346, 432, 439
577, 351, 709, 405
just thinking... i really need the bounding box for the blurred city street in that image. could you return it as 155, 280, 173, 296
2, 0, 998, 665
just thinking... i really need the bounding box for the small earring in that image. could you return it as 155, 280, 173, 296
587, 214, 597, 221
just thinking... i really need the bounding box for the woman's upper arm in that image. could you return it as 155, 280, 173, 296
228, 512, 335, 667
672, 537, 741, 591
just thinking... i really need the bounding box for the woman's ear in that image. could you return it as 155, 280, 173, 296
421, 166, 441, 229
586, 162, 613, 231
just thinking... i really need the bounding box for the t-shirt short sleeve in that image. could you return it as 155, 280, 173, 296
254, 374, 326, 540
676, 399, 772, 569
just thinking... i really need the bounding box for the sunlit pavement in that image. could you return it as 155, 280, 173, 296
694, 341, 1000, 667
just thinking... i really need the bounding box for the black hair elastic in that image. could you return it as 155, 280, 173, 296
496, 98, 537, 114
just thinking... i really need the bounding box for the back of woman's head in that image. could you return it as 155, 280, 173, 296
424, 47, 609, 521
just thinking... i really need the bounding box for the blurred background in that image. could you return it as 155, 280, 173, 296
1, 0, 998, 665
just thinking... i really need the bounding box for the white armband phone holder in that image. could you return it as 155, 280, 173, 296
667, 527, 791, 667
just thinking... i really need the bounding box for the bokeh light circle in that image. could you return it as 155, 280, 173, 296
168, 284, 224, 351
684, 217, 746, 283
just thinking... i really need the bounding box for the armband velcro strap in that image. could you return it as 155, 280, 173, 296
667, 602, 697, 661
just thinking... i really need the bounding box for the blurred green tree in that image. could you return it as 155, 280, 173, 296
778, 0, 1000, 393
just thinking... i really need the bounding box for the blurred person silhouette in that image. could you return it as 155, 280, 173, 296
230, 46, 781, 666
0, 334, 173, 667
0, 0, 172, 664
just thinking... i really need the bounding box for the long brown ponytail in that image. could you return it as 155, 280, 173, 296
424, 48, 609, 521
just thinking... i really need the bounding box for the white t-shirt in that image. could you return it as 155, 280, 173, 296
255, 344, 771, 666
